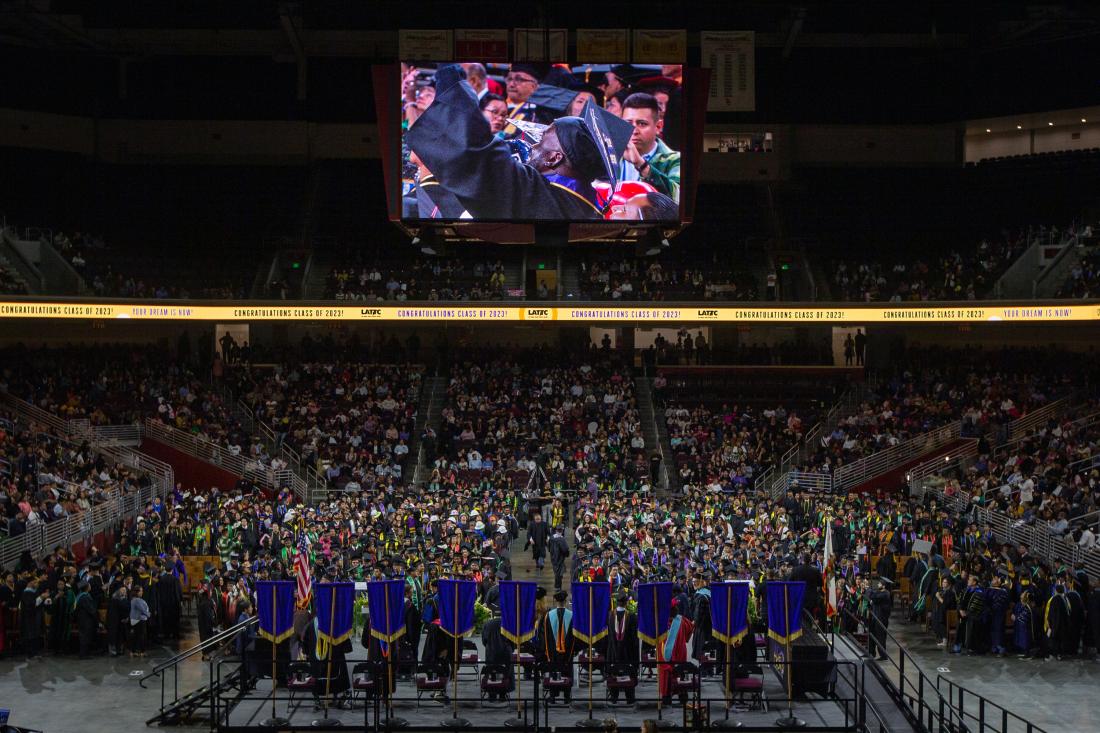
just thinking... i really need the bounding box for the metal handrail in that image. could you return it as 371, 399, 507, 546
936, 675, 1049, 733
140, 615, 258, 687
142, 418, 278, 490
837, 607, 1043, 733
833, 421, 965, 492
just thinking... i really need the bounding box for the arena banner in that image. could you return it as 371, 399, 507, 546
0, 301, 1098, 323
632, 30, 687, 63
576, 29, 629, 62
513, 28, 567, 61
399, 30, 453, 61
700, 31, 755, 112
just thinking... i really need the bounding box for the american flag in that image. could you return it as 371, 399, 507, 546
295, 532, 312, 607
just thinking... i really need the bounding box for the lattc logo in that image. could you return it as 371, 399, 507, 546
696, 309, 719, 318
360, 308, 383, 317
525, 308, 552, 320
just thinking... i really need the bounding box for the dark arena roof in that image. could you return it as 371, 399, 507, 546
0, 4, 1099, 733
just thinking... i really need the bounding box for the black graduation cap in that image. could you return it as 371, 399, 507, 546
634, 75, 680, 96
578, 97, 633, 188
508, 62, 547, 81
607, 64, 643, 88
529, 84, 582, 116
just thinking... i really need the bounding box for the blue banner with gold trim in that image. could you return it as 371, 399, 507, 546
709, 581, 750, 645
636, 582, 673, 647
438, 579, 477, 638
571, 582, 611, 645
368, 579, 406, 650
499, 580, 537, 645
765, 581, 805, 644
315, 582, 356, 646
256, 580, 296, 643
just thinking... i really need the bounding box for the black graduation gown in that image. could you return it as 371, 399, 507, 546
1045, 594, 1072, 655
480, 616, 515, 692
401, 599, 422, 671
1087, 589, 1100, 650
690, 591, 712, 662
304, 622, 352, 697
360, 617, 396, 695
156, 572, 182, 640
197, 596, 217, 643
1066, 590, 1085, 655
19, 588, 44, 653
526, 521, 549, 561
416, 175, 467, 219
605, 609, 639, 673
421, 621, 453, 668
540, 607, 576, 674
107, 593, 131, 651
75, 592, 99, 655
406, 80, 603, 221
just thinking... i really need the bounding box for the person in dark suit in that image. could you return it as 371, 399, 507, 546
197, 588, 217, 658
156, 564, 183, 643
605, 590, 639, 703
406, 64, 622, 221
480, 610, 514, 700
526, 513, 549, 572
548, 526, 570, 591
541, 590, 575, 702
107, 586, 131, 656
74, 581, 101, 658
789, 556, 823, 619
20, 576, 46, 659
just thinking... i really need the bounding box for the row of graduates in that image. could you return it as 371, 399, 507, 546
910, 559, 1100, 659
1, 550, 183, 659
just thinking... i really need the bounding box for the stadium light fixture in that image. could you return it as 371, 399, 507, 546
1048, 122, 1054, 126
1016, 125, 1022, 129
985, 128, 991, 133
1082, 118, 1088, 123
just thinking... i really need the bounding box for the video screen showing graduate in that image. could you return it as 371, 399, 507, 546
400, 62, 684, 223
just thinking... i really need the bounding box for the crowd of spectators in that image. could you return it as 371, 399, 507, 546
0, 413, 153, 539
828, 228, 1038, 301
931, 409, 1100, 548
0, 263, 28, 294
2, 337, 1098, 675
434, 347, 651, 496
325, 258, 511, 301
236, 362, 423, 491
577, 256, 758, 301
801, 347, 1086, 474
1056, 248, 1100, 299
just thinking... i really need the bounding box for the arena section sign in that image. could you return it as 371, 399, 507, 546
1, 301, 1098, 324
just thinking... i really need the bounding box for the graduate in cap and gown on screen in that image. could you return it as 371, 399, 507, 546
406, 63, 634, 221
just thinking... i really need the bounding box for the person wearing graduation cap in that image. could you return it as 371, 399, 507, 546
503, 63, 555, 128
605, 588, 639, 703
406, 63, 633, 221
541, 589, 576, 702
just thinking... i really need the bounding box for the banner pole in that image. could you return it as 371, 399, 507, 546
775, 583, 805, 728
725, 586, 732, 714
587, 589, 594, 720
323, 585, 337, 721
655, 592, 663, 722
260, 584, 290, 728
516, 584, 523, 721
386, 583, 394, 722
453, 582, 459, 721
271, 584, 277, 722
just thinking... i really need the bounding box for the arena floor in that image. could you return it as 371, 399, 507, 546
1, 609, 1097, 732
888, 619, 1100, 733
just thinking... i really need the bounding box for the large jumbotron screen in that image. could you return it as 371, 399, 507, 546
398, 62, 685, 224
